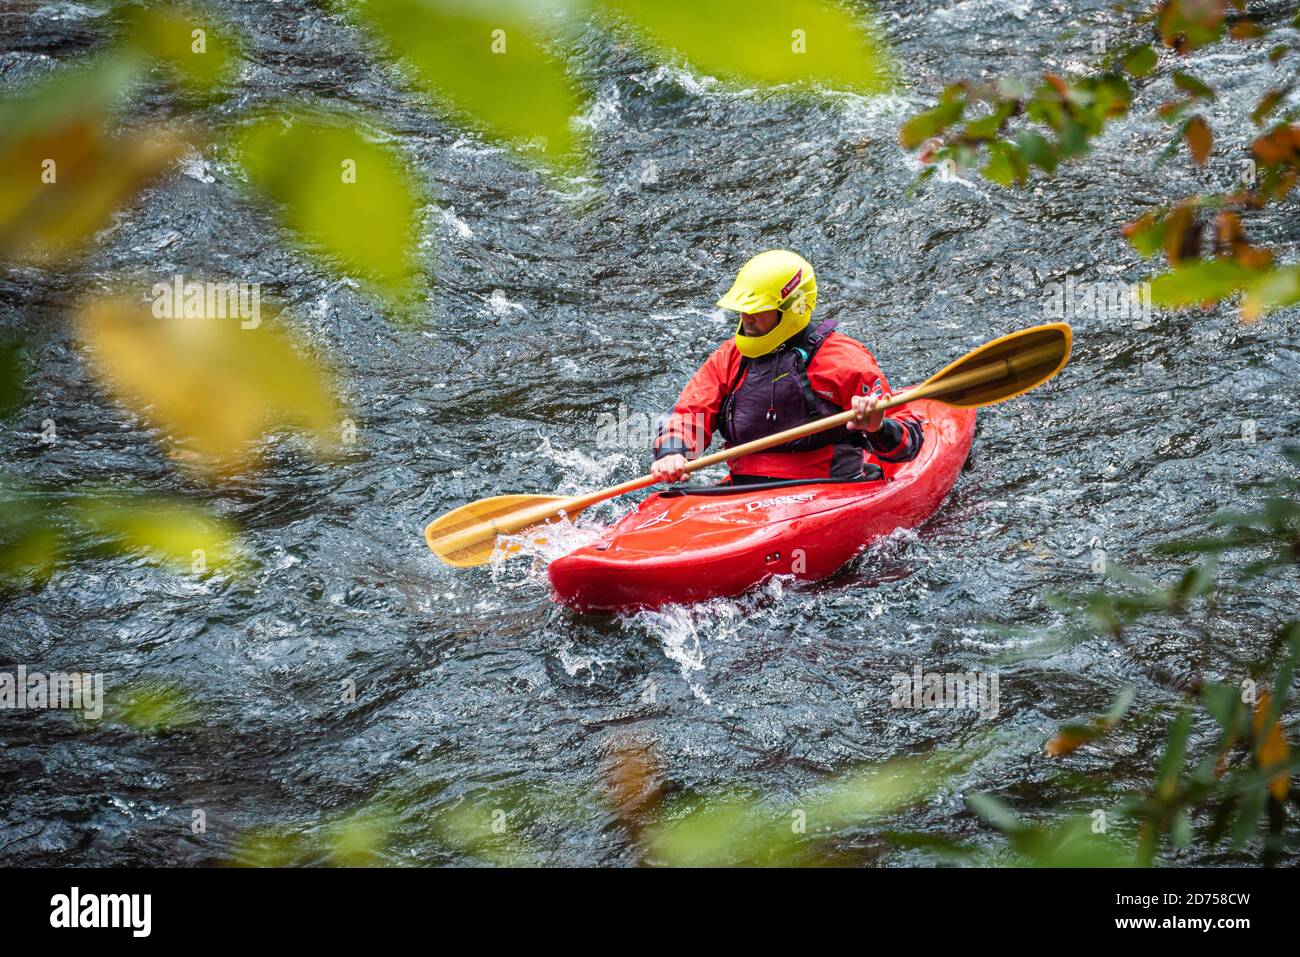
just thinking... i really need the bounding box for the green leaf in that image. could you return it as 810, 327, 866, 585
234, 112, 424, 309
1125, 214, 1167, 258
1148, 259, 1263, 308
900, 99, 965, 149
647, 801, 789, 866
326, 807, 395, 866
963, 103, 1015, 141
1250, 89, 1284, 125
1173, 71, 1215, 100
967, 793, 1022, 833
1056, 119, 1089, 159
1241, 265, 1300, 322
1015, 130, 1058, 171
981, 139, 1027, 186
1230, 786, 1264, 849
0, 524, 62, 588
1155, 709, 1192, 802
103, 680, 205, 733
1267, 628, 1300, 725
229, 827, 313, 868
1200, 682, 1243, 734
1170, 809, 1193, 848
1104, 685, 1137, 724
342, 0, 585, 166
1122, 44, 1158, 77
1011, 816, 1138, 867
1173, 562, 1216, 601
596, 0, 893, 96
0, 337, 25, 420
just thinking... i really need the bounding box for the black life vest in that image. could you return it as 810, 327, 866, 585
718, 317, 846, 455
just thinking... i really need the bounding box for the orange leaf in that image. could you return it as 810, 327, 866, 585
1185, 115, 1213, 165
600, 740, 663, 838
1251, 124, 1299, 165
1045, 729, 1090, 757
1252, 691, 1290, 801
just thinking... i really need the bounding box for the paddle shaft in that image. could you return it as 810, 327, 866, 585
481, 340, 1057, 541
680, 339, 1057, 473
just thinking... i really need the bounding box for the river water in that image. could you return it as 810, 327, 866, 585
2, 0, 1297, 865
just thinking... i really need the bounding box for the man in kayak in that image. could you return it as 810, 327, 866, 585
650, 249, 923, 485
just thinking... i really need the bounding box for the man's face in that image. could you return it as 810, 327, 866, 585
739, 309, 780, 337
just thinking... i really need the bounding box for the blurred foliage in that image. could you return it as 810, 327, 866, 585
594, 0, 893, 95
75, 296, 345, 477
222, 731, 1012, 868
0, 54, 191, 263
902, 73, 1133, 186
0, 484, 63, 588
229, 827, 317, 868
1018, 448, 1300, 866
234, 112, 425, 310
967, 797, 1138, 866
0, 478, 240, 589
101, 679, 206, 732
0, 337, 26, 420
71, 492, 239, 573
1045, 685, 1136, 757
340, 0, 585, 169
113, 1, 238, 93
903, 0, 1300, 322
644, 745, 980, 866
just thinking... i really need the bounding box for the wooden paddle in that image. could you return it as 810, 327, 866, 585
425, 322, 1072, 567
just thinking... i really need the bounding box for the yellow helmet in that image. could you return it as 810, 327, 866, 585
716, 250, 818, 358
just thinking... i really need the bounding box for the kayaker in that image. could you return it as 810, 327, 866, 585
650, 249, 923, 485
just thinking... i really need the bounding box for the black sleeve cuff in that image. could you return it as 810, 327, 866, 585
654, 439, 690, 460
864, 418, 905, 453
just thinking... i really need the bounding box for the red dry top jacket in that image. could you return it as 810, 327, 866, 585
653, 329, 924, 481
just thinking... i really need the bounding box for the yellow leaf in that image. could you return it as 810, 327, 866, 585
595, 0, 893, 95
116, 3, 238, 92
234, 113, 424, 308
75, 296, 344, 477
72, 493, 239, 574
344, 0, 585, 166
1253, 691, 1290, 801
0, 106, 188, 262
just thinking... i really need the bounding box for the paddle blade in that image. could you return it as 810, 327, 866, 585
918, 322, 1071, 408
424, 493, 573, 567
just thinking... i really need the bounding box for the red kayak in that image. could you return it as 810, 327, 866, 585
548, 399, 976, 613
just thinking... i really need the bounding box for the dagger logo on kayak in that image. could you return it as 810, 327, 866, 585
744, 492, 817, 513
